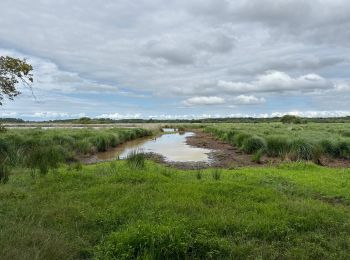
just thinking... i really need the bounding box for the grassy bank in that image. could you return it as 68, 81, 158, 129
1, 160, 350, 259
205, 123, 350, 162
0, 128, 152, 181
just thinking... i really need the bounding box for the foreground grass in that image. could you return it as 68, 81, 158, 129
1, 161, 350, 259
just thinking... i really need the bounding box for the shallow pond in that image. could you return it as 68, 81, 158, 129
95, 131, 213, 163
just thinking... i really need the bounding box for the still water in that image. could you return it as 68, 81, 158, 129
95, 131, 212, 162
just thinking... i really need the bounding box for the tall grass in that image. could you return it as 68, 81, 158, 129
126, 150, 146, 169
242, 136, 266, 154
0, 128, 152, 180
205, 124, 350, 162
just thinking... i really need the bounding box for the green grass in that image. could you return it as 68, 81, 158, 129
0, 128, 153, 175
1, 161, 350, 259
205, 122, 350, 161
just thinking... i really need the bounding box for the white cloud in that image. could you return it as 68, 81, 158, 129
232, 95, 265, 105
95, 113, 142, 120
183, 96, 225, 106
218, 71, 332, 94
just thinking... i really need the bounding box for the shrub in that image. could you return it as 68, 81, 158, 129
75, 139, 95, 155
319, 139, 338, 158
25, 146, 65, 175
242, 136, 266, 154
289, 139, 314, 161
337, 141, 350, 158
126, 151, 146, 169
233, 133, 251, 147
266, 137, 290, 157
90, 135, 109, 152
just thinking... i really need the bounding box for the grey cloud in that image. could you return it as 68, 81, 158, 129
1, 0, 350, 118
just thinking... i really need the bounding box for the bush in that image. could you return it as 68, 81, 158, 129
90, 135, 109, 152
289, 139, 314, 161
242, 136, 266, 154
233, 133, 251, 147
126, 151, 146, 169
266, 137, 290, 157
337, 141, 350, 158
75, 139, 95, 155
319, 139, 338, 158
25, 146, 65, 175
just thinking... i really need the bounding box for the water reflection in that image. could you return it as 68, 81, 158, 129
96, 132, 212, 162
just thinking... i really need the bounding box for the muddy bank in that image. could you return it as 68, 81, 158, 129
185, 130, 350, 169
80, 129, 350, 169
185, 130, 281, 168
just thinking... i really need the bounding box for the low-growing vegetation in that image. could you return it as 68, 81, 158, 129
205, 122, 350, 162
1, 161, 350, 259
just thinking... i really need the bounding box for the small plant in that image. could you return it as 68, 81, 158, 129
109, 160, 118, 173
211, 168, 221, 180
161, 168, 173, 177
196, 170, 203, 180
252, 149, 264, 164
126, 150, 145, 169
69, 162, 83, 172
0, 157, 10, 184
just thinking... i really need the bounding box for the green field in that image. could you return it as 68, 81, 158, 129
1, 161, 350, 259
1, 125, 350, 259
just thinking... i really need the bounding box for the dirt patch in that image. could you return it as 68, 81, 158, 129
185, 130, 281, 168
318, 156, 350, 168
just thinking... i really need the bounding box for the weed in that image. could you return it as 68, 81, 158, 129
252, 149, 264, 163
126, 151, 146, 169
211, 168, 221, 180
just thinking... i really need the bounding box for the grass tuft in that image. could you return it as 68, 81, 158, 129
126, 150, 146, 169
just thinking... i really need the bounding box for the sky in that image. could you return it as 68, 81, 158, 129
0, 0, 350, 120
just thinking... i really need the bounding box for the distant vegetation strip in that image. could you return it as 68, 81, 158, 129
0, 128, 152, 181
2, 115, 350, 124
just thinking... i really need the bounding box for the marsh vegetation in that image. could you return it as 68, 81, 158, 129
1, 123, 350, 259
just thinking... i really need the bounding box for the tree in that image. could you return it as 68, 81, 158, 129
0, 56, 33, 106
280, 115, 304, 124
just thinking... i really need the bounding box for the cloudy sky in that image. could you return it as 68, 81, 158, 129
1, 0, 350, 120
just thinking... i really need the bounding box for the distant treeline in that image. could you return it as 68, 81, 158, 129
1, 116, 350, 124
0, 118, 25, 123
